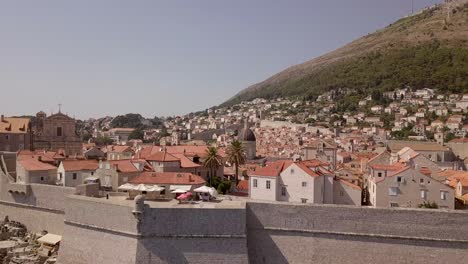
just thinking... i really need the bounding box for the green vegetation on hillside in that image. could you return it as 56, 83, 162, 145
226, 42, 468, 106
222, 2, 468, 107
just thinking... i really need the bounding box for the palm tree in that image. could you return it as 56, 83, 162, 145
227, 140, 246, 185
203, 146, 221, 186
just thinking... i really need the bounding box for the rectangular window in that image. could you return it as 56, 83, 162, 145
397, 177, 402, 183
266, 180, 271, 189
302, 181, 307, 187
440, 191, 448, 200
253, 179, 258, 188
281, 186, 286, 196
40, 177, 44, 181
421, 190, 427, 199
378, 172, 382, 177
389, 187, 398, 196
390, 202, 399, 208
290, 168, 294, 174
301, 198, 307, 204
419, 178, 424, 184
57, 127, 63, 137
72, 173, 77, 180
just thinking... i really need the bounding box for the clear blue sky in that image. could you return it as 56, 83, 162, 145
0, 0, 442, 119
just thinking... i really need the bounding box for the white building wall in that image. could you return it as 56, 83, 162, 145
249, 176, 277, 201
278, 164, 317, 204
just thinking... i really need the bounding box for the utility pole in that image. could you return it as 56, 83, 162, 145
411, 0, 414, 14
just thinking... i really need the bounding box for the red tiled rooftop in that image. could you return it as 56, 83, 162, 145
61, 160, 99, 171
237, 180, 249, 191
18, 159, 56, 171
146, 151, 179, 162
250, 160, 293, 177
108, 160, 139, 173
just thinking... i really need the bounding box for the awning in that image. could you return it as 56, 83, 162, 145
84, 176, 100, 182
118, 183, 135, 191
38, 234, 62, 245
170, 185, 191, 192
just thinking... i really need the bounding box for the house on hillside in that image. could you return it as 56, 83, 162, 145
368, 166, 454, 209
249, 159, 361, 206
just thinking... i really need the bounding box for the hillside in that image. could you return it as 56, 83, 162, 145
222, 0, 468, 106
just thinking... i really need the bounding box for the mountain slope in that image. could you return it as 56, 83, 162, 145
223, 0, 468, 106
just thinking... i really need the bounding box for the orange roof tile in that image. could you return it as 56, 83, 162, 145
251, 160, 293, 177
146, 151, 179, 162
108, 160, 139, 173
61, 160, 99, 171
237, 180, 249, 191
0, 117, 30, 134
18, 159, 56, 171
172, 153, 201, 168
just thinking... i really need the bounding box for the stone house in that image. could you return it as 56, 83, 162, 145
96, 160, 144, 191
57, 160, 99, 187
249, 160, 360, 205
105, 145, 134, 161
333, 178, 362, 206
302, 139, 337, 170
368, 166, 454, 209
16, 157, 57, 185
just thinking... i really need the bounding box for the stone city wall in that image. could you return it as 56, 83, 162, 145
58, 196, 249, 264
247, 201, 468, 264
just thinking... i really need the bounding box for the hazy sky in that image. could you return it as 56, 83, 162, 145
0, 0, 442, 119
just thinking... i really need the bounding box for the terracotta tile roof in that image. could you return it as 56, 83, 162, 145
0, 117, 30, 134
108, 160, 139, 173
448, 138, 468, 143
237, 180, 249, 191
295, 162, 320, 177
18, 159, 56, 171
146, 151, 179, 162
18, 150, 62, 163
106, 145, 133, 153
172, 153, 201, 168
387, 140, 449, 152
61, 160, 99, 171
419, 167, 432, 176
250, 160, 293, 177
138, 146, 161, 159
130, 172, 205, 185
387, 166, 411, 177
438, 170, 468, 181
165, 145, 227, 158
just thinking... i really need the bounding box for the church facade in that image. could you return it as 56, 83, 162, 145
33, 111, 82, 156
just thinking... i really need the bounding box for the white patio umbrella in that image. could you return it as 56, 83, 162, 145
209, 187, 218, 198
194, 186, 211, 193
171, 189, 188, 194
134, 184, 149, 192
118, 183, 136, 191
147, 185, 164, 192
194, 186, 218, 198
